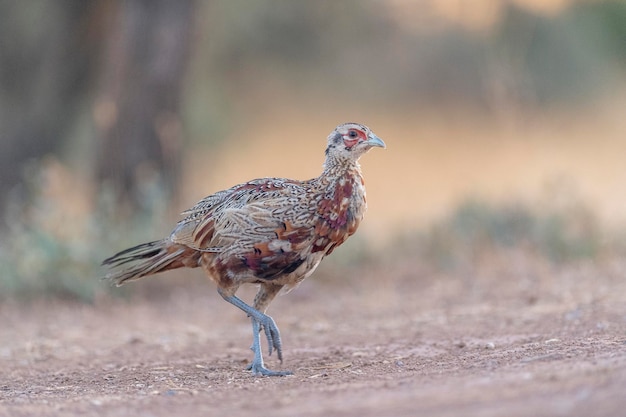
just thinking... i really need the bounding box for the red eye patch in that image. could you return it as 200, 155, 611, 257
344, 129, 366, 148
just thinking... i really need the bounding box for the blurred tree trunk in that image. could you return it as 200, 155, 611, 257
95, 0, 195, 214
0, 1, 98, 212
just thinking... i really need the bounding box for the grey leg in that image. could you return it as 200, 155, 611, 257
247, 317, 292, 376
218, 288, 292, 376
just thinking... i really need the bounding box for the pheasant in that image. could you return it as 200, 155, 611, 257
102, 122, 385, 376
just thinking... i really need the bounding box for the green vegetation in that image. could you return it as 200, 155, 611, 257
408, 200, 605, 270
0, 173, 168, 301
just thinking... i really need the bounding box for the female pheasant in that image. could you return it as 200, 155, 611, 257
102, 122, 385, 376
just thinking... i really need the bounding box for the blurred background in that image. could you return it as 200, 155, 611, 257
1, 0, 625, 300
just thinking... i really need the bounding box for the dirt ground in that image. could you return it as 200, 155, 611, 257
1, 252, 625, 417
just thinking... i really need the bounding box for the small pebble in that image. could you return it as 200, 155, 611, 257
485, 342, 495, 350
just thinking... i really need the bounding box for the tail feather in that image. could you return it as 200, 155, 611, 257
102, 240, 199, 286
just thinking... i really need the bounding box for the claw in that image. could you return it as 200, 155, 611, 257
259, 315, 283, 361
250, 316, 283, 361
248, 361, 292, 377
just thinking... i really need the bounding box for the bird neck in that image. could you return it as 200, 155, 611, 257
324, 152, 361, 175
322, 155, 362, 179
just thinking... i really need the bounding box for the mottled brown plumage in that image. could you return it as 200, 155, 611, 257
102, 122, 385, 376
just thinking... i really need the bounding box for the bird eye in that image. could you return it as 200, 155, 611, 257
348, 130, 358, 138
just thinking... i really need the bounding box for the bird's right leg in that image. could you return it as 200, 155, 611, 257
247, 316, 291, 376
217, 288, 292, 376
251, 283, 284, 353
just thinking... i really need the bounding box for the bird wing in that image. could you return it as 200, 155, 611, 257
170, 178, 320, 279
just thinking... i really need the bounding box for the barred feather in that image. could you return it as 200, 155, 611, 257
102, 240, 198, 286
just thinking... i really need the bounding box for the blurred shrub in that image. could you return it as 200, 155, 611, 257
0, 161, 168, 302
402, 199, 604, 270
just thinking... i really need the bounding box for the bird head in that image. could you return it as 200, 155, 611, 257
325, 123, 386, 164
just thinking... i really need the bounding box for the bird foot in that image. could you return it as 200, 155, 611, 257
247, 361, 293, 377
257, 315, 284, 361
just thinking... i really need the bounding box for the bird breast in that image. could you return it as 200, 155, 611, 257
312, 170, 367, 254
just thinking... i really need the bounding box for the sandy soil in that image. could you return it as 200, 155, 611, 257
1, 252, 625, 417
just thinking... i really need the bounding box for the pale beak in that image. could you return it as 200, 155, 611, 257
366, 132, 386, 149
